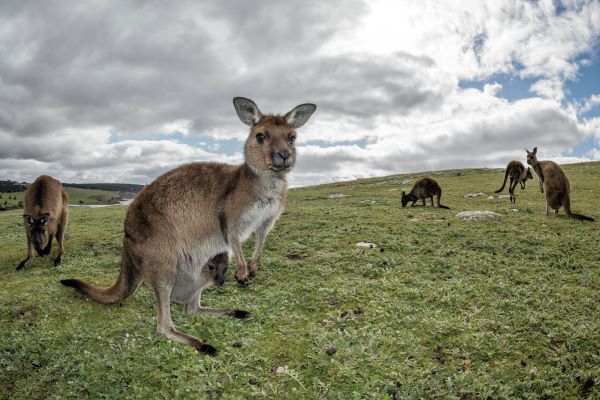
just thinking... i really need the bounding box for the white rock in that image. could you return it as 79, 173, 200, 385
456, 211, 501, 221
328, 193, 347, 199
464, 192, 487, 198
356, 242, 377, 248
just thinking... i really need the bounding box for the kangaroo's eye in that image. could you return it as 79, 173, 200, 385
208, 265, 215, 272
288, 135, 296, 145
255, 133, 266, 144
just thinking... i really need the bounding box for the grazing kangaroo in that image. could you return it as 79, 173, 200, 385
526, 147, 594, 221
18, 175, 69, 270
401, 177, 450, 209
61, 97, 316, 355
494, 160, 533, 203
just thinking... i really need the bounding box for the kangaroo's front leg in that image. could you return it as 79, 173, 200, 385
231, 237, 249, 284
17, 237, 35, 270
248, 218, 275, 278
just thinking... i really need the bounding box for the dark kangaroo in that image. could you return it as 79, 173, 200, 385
18, 175, 69, 270
61, 97, 316, 355
526, 147, 594, 221
401, 177, 450, 209
495, 160, 533, 203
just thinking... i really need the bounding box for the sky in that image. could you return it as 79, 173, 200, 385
1, 0, 599, 187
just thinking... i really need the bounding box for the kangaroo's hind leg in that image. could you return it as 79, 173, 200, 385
184, 291, 249, 318
508, 177, 516, 203
54, 207, 68, 265
153, 283, 217, 355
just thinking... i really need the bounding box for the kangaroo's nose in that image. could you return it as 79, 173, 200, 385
34, 239, 41, 247
277, 149, 291, 161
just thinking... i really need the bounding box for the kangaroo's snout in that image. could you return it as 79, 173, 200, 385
273, 149, 292, 168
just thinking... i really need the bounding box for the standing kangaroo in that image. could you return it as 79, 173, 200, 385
526, 147, 594, 221
494, 160, 533, 203
18, 175, 69, 270
61, 97, 316, 355
401, 177, 450, 209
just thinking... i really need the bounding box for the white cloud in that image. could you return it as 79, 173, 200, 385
530, 78, 565, 102
1, 0, 599, 187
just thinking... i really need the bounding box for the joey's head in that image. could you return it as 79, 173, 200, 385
526, 167, 533, 180
233, 97, 316, 175
525, 147, 538, 166
23, 213, 51, 252
202, 253, 229, 287
401, 191, 409, 208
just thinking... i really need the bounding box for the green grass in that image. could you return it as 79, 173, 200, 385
1, 163, 599, 399
0, 187, 117, 208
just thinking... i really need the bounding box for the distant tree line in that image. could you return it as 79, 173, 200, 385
0, 180, 144, 194
0, 180, 28, 193
63, 183, 144, 193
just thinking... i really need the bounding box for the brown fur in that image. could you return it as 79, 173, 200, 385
61, 97, 316, 355
494, 160, 533, 203
526, 147, 594, 221
18, 175, 69, 270
401, 177, 450, 209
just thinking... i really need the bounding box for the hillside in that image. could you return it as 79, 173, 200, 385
0, 162, 599, 399
62, 182, 144, 194
0, 185, 139, 210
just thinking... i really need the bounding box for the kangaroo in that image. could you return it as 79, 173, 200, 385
61, 97, 316, 355
494, 160, 533, 203
18, 175, 69, 270
401, 177, 450, 209
525, 147, 594, 221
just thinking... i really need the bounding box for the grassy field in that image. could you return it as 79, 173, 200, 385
1, 162, 599, 399
0, 187, 118, 208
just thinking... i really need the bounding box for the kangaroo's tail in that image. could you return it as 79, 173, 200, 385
61, 250, 141, 303
436, 190, 450, 209
563, 195, 595, 222
495, 169, 509, 193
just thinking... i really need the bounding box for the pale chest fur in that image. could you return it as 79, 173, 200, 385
237, 186, 284, 242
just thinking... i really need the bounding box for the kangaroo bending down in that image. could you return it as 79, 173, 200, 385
18, 175, 69, 270
526, 147, 594, 221
61, 97, 316, 355
494, 160, 533, 203
401, 177, 450, 209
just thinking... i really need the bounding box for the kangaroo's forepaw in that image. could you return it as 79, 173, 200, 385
248, 262, 259, 277
53, 256, 62, 266
16, 260, 28, 270
235, 272, 249, 285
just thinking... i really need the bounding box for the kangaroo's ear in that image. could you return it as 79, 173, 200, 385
284, 103, 316, 128
533, 147, 537, 154
233, 97, 263, 126
525, 148, 530, 154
